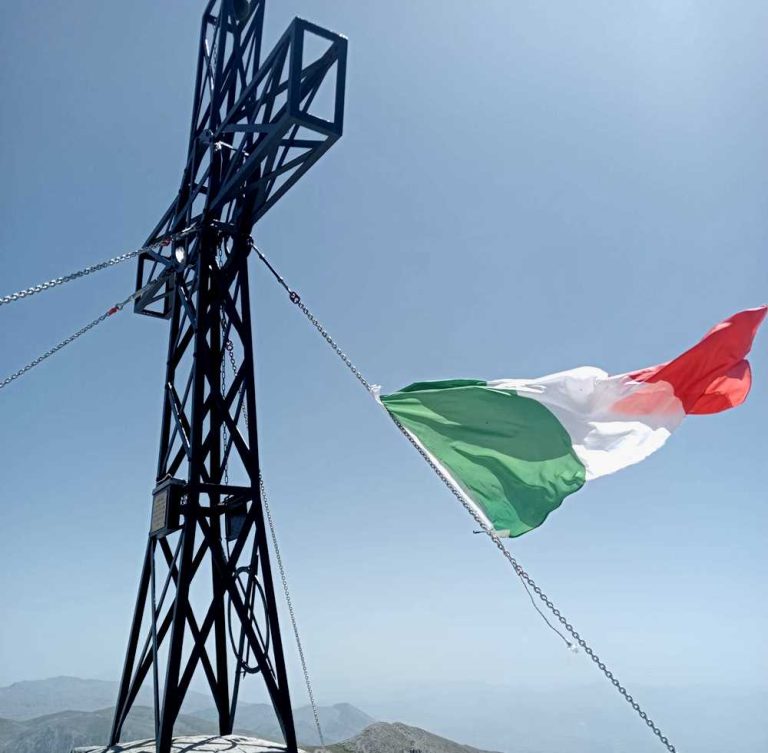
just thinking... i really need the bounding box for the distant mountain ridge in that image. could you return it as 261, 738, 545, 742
0, 677, 376, 753
0, 706, 212, 753
3, 676, 766, 753
0, 677, 211, 720
0, 713, 501, 753
0, 705, 374, 753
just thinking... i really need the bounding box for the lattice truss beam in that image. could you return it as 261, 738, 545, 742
113, 238, 295, 748
110, 2, 346, 751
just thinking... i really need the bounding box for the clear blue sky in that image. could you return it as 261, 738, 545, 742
0, 0, 766, 748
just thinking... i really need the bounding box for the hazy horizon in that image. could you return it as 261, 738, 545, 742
1, 674, 766, 753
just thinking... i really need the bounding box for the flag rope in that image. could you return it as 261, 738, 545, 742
252, 240, 680, 753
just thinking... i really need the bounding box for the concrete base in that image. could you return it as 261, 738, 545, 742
72, 736, 299, 753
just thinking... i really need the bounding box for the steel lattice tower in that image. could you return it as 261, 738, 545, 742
109, 2, 346, 751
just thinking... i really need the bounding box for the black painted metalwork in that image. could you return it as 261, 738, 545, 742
110, 2, 346, 751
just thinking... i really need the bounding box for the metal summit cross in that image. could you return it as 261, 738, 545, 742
109, 2, 346, 751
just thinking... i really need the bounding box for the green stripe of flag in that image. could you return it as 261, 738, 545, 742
380, 381, 586, 537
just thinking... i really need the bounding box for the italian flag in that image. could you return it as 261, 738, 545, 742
379, 307, 766, 537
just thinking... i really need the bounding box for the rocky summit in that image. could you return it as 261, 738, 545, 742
323, 722, 500, 753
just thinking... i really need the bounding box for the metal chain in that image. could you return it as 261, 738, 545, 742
292, 296, 373, 393
220, 329, 261, 677
0, 250, 141, 307
0, 279, 162, 392
218, 247, 231, 487
260, 475, 327, 751
1, 297, 129, 390
249, 239, 372, 394
388, 416, 677, 753
0, 226, 196, 308
224, 339, 242, 409
253, 241, 679, 753
217, 312, 320, 722
221, 349, 230, 486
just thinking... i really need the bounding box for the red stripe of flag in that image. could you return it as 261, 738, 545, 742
629, 306, 767, 415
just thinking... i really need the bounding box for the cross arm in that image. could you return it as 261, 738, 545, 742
133, 13, 346, 318
209, 18, 347, 222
